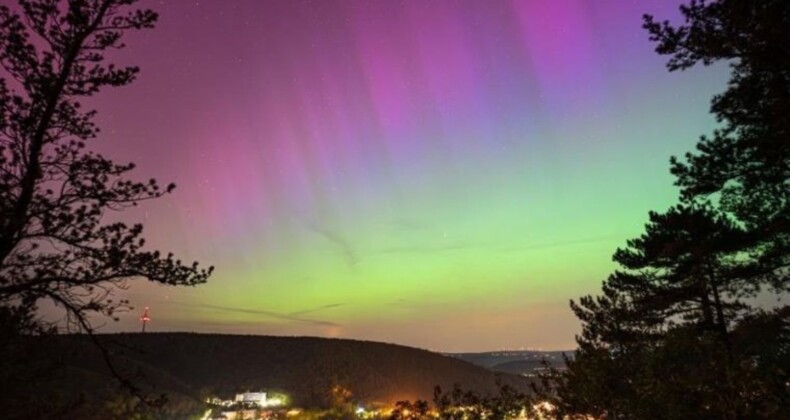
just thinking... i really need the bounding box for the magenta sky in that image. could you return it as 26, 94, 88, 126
81, 0, 726, 351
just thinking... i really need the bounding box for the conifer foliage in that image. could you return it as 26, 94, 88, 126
544, 1, 790, 418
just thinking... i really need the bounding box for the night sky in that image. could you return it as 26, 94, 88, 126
89, 0, 727, 351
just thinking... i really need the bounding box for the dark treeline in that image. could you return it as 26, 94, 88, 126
535, 1, 790, 419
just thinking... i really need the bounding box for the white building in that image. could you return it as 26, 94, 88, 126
234, 392, 267, 406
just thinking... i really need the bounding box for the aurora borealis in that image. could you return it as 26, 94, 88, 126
92, 0, 728, 351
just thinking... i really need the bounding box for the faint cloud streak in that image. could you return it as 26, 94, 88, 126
174, 302, 341, 327
302, 218, 359, 267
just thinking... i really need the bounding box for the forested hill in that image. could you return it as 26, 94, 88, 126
38, 333, 529, 408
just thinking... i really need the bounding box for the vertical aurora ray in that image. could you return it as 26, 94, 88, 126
88, 0, 728, 351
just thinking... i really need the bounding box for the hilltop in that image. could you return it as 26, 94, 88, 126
10, 333, 530, 416
448, 350, 572, 376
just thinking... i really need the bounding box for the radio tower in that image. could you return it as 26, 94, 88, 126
140, 307, 151, 333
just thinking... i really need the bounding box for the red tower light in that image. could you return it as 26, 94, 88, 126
140, 307, 151, 333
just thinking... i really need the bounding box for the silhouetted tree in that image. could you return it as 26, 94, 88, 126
645, 0, 789, 294
574, 205, 753, 344
539, 205, 759, 417
0, 0, 211, 343
431, 384, 532, 420
541, 1, 790, 418
0, 0, 212, 414
389, 400, 431, 420
482, 383, 531, 420
321, 385, 356, 420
